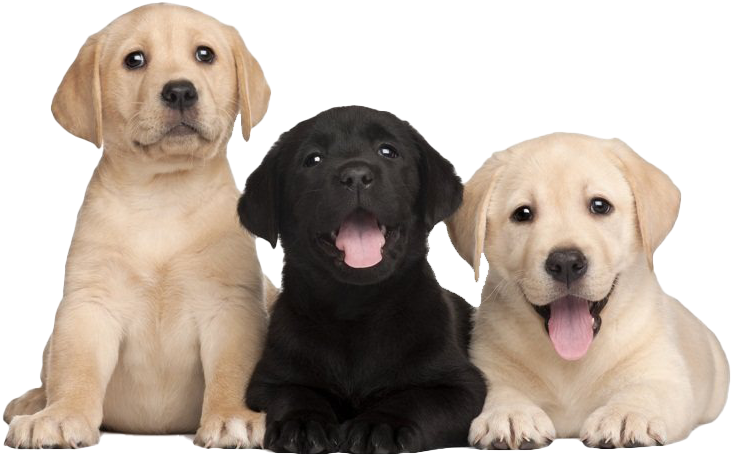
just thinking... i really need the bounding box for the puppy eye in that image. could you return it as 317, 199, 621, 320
124, 51, 146, 70
377, 144, 399, 159
590, 197, 613, 215
511, 206, 534, 223
303, 153, 323, 168
195, 46, 216, 64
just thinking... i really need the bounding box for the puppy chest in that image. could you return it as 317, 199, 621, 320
119, 304, 201, 373
291, 321, 426, 396
118, 266, 204, 369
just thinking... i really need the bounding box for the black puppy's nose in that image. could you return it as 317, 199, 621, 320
161, 80, 198, 110
545, 249, 588, 287
340, 165, 374, 191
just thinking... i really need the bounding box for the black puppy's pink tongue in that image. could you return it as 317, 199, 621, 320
547, 296, 594, 361
335, 212, 385, 268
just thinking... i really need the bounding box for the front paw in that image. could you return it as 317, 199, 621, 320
264, 413, 338, 453
194, 409, 265, 449
4, 408, 99, 449
469, 404, 555, 450
339, 415, 422, 453
581, 405, 666, 448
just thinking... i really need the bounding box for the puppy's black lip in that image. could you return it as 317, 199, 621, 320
166, 122, 200, 137
134, 122, 211, 148
316, 233, 344, 257
527, 277, 618, 337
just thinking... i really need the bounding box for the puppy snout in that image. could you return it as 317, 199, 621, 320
545, 249, 588, 287
161, 79, 198, 110
340, 164, 374, 191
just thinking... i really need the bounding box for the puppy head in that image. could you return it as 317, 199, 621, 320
52, 3, 269, 167
239, 106, 462, 285
448, 133, 680, 360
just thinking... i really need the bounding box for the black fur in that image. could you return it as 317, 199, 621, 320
239, 106, 486, 453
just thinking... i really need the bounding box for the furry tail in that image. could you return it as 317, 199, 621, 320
4, 387, 46, 424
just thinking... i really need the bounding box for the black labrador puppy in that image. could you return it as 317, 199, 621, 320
238, 106, 486, 453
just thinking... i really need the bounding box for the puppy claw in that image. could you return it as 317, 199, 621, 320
598, 438, 615, 449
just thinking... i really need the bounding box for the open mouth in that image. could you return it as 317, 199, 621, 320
316, 209, 398, 269
531, 278, 616, 361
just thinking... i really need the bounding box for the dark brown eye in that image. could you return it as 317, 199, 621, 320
195, 46, 215, 63
377, 144, 398, 159
512, 206, 534, 223
304, 153, 323, 168
124, 51, 146, 69
590, 197, 612, 215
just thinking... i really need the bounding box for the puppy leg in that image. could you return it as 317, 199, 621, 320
469, 386, 556, 450
340, 374, 486, 453
4, 299, 121, 449
194, 298, 267, 449
248, 383, 340, 453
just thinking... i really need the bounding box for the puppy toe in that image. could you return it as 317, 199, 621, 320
395, 426, 420, 453
341, 420, 371, 453
280, 420, 305, 453
302, 421, 329, 453
368, 424, 397, 454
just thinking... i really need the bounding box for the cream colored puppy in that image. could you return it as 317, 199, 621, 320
448, 133, 729, 449
4, 4, 272, 449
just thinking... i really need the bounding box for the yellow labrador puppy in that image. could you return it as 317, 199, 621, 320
448, 133, 729, 449
4, 4, 272, 449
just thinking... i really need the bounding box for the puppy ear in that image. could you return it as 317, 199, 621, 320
607, 139, 681, 270
407, 123, 463, 230
446, 151, 507, 281
51, 32, 104, 148
228, 26, 271, 142
238, 143, 281, 248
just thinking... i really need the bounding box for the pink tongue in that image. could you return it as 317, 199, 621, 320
547, 296, 594, 361
335, 211, 386, 269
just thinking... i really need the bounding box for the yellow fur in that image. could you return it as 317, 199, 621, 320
448, 133, 729, 448
4, 4, 271, 449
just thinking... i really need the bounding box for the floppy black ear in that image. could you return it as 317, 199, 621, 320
238, 145, 281, 248
407, 122, 463, 230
